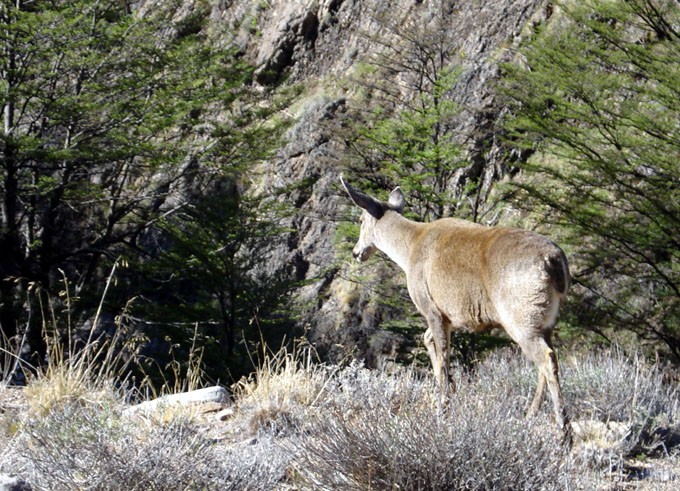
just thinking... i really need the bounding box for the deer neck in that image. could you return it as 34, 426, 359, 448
374, 211, 421, 272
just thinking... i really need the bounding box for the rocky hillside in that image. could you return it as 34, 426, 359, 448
199, 0, 551, 364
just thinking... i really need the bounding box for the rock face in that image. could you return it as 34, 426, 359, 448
195, 0, 548, 365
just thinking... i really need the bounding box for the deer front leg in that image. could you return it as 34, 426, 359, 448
409, 278, 451, 401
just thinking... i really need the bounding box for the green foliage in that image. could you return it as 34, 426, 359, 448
0, 0, 298, 382
352, 67, 467, 221
341, 1, 470, 220
501, 0, 680, 358
335, 1, 501, 365
140, 182, 298, 383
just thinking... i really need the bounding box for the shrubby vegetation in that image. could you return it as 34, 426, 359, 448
5, 402, 290, 490
289, 359, 569, 490
1, 342, 678, 489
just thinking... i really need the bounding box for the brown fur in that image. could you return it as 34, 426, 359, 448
341, 178, 572, 437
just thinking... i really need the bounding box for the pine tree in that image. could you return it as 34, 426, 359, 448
350, 67, 466, 222
340, 1, 471, 220
138, 174, 299, 383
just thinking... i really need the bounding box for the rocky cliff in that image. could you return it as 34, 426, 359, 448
200, 0, 551, 365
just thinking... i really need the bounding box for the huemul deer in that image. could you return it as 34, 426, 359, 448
341, 177, 571, 435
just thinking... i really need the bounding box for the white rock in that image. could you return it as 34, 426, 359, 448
124, 386, 230, 416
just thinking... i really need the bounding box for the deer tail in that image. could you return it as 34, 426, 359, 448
545, 249, 570, 296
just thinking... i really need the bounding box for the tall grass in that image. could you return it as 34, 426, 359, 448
230, 340, 338, 436
0, 266, 289, 490
1, 313, 679, 490
19, 265, 142, 415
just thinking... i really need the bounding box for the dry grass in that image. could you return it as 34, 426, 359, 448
4, 264, 141, 416
223, 345, 679, 489
1, 336, 679, 490
3, 401, 288, 491
286, 355, 573, 490
22, 335, 126, 417
230, 340, 338, 436
233, 342, 329, 409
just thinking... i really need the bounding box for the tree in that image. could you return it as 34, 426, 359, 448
349, 67, 466, 222
335, 0, 509, 364
0, 0, 290, 372
501, 0, 680, 358
341, 0, 472, 221
134, 172, 300, 382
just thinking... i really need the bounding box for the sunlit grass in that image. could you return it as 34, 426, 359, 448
1, 327, 679, 490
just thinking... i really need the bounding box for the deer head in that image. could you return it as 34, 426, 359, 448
340, 177, 405, 262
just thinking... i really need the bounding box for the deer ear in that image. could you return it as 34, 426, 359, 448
340, 177, 385, 219
388, 186, 405, 213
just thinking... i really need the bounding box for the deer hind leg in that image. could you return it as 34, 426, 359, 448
519, 334, 569, 432
423, 328, 438, 374
543, 336, 572, 445
423, 317, 452, 401
527, 370, 546, 417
